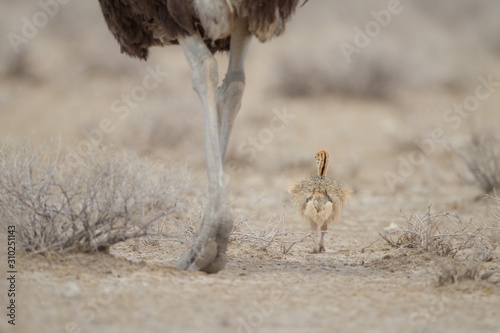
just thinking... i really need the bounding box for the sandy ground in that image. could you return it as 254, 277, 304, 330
1, 1, 500, 333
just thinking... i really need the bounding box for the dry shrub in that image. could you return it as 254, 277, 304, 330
378, 205, 493, 259
490, 194, 500, 247
171, 202, 202, 245
230, 212, 310, 255
455, 132, 500, 194
493, 194, 500, 222
0, 144, 190, 254
436, 260, 499, 286
375, 200, 500, 286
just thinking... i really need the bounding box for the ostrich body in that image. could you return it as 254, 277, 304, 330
289, 151, 352, 253
97, 0, 303, 272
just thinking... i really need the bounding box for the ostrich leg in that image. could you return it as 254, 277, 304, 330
176, 33, 229, 272
217, 18, 251, 160
176, 20, 250, 273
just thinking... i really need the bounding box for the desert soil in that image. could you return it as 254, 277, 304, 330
1, 1, 499, 333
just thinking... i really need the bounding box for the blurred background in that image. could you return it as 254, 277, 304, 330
0, 0, 499, 193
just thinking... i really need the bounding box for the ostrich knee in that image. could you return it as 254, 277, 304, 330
194, 56, 218, 99
217, 72, 245, 159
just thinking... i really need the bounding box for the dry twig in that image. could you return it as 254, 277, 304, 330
230, 211, 311, 255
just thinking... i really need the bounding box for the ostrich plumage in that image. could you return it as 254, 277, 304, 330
97, 0, 304, 273
98, 0, 300, 58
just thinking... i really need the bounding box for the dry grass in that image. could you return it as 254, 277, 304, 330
372, 205, 494, 260
230, 211, 311, 255
167, 204, 311, 255
0, 143, 191, 253
455, 132, 500, 194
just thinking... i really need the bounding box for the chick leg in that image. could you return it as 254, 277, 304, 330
319, 222, 328, 252
310, 220, 320, 253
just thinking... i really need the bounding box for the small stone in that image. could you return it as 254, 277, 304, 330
60, 282, 81, 298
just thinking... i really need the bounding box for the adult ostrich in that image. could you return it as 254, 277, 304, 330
97, 0, 305, 273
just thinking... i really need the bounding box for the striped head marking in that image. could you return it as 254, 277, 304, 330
315, 150, 329, 177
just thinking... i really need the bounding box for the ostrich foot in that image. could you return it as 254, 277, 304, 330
177, 211, 232, 273
177, 239, 226, 273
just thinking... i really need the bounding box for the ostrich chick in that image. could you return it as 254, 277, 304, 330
288, 150, 352, 253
